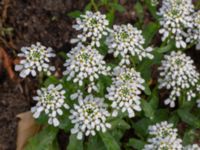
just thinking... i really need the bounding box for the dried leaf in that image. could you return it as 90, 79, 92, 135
16, 111, 42, 150
0, 47, 16, 80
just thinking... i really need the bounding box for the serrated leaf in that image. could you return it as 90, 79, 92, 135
110, 3, 126, 12
68, 11, 81, 18
67, 134, 83, 150
126, 138, 145, 150
25, 126, 58, 150
99, 132, 120, 150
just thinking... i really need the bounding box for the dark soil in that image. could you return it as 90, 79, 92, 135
0, 0, 88, 149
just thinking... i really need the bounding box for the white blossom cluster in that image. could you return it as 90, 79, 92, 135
69, 94, 111, 140
106, 66, 145, 118
31, 84, 69, 127
184, 144, 200, 150
106, 24, 153, 65
143, 121, 183, 150
158, 51, 200, 107
158, 0, 194, 48
71, 11, 110, 47
63, 43, 111, 92
186, 11, 200, 49
15, 42, 56, 78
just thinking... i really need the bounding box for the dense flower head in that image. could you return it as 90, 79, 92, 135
143, 121, 183, 150
158, 0, 194, 48
15, 42, 56, 78
106, 66, 145, 118
106, 24, 153, 65
63, 43, 111, 92
69, 94, 111, 140
71, 11, 110, 47
187, 11, 200, 49
31, 84, 69, 127
184, 144, 200, 150
158, 51, 200, 107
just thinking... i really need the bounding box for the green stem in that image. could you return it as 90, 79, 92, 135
91, 0, 98, 11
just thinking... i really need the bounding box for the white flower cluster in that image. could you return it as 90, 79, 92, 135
106, 66, 145, 118
106, 24, 153, 65
158, 51, 200, 107
69, 94, 111, 140
71, 11, 109, 47
143, 121, 183, 150
158, 0, 194, 48
184, 144, 200, 150
31, 84, 69, 127
63, 43, 110, 92
187, 11, 200, 49
15, 42, 56, 78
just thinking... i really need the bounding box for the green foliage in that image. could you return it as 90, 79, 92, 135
99, 132, 121, 150
25, 126, 59, 150
67, 134, 83, 150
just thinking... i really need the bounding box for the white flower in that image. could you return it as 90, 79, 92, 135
15, 42, 56, 78
184, 144, 200, 150
158, 51, 200, 107
63, 43, 110, 92
69, 94, 111, 140
143, 121, 183, 150
106, 66, 145, 118
31, 84, 69, 127
187, 11, 200, 48
151, 0, 159, 6
197, 99, 200, 108
158, 0, 194, 48
71, 11, 110, 47
106, 24, 153, 65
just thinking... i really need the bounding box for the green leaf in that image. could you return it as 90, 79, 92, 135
59, 111, 73, 132
126, 138, 145, 150
141, 99, 155, 120
67, 134, 83, 150
43, 76, 59, 87
144, 0, 159, 20
109, 119, 130, 142
138, 51, 163, 81
25, 126, 59, 150
99, 132, 120, 150
133, 118, 151, 137
87, 134, 106, 150
134, 2, 144, 23
149, 88, 159, 109
84, 3, 92, 11
178, 109, 200, 128
153, 109, 169, 123
155, 42, 175, 53
68, 11, 81, 18
183, 129, 196, 145
143, 22, 160, 46
143, 83, 151, 96
110, 3, 126, 12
